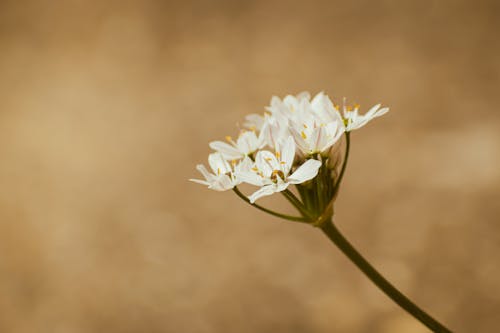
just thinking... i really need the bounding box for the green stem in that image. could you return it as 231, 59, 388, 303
232, 187, 308, 223
332, 131, 350, 199
320, 219, 452, 333
282, 189, 313, 219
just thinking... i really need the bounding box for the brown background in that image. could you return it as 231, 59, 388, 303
1, 0, 499, 332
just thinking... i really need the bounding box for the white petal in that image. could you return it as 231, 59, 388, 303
321, 122, 344, 153
234, 156, 253, 173
296, 91, 311, 101
374, 107, 389, 117
280, 136, 295, 175
311, 125, 326, 152
244, 113, 265, 130
290, 127, 310, 155
256, 150, 279, 176
208, 175, 234, 191
365, 104, 381, 117
209, 141, 242, 160
195, 164, 214, 181
189, 178, 211, 186
248, 185, 277, 203
236, 131, 261, 154
208, 153, 231, 174
236, 171, 265, 187
275, 179, 290, 192
288, 159, 322, 184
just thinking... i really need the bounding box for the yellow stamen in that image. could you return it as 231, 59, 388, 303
346, 105, 353, 111
275, 151, 281, 158
301, 131, 307, 139
225, 136, 232, 142
251, 167, 259, 172
280, 161, 286, 165
354, 103, 360, 109
265, 157, 272, 162
303, 124, 308, 128
217, 168, 221, 175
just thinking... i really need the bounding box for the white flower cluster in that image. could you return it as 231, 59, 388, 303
190, 92, 388, 204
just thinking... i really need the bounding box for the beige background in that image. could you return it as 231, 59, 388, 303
1, 0, 499, 332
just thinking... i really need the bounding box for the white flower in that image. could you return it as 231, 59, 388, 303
243, 113, 267, 131
343, 103, 389, 131
209, 130, 264, 160
189, 153, 252, 191
237, 136, 322, 203
264, 92, 345, 156
290, 120, 344, 156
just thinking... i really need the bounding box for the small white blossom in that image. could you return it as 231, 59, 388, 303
343, 103, 389, 131
237, 136, 322, 203
189, 153, 252, 191
209, 130, 264, 160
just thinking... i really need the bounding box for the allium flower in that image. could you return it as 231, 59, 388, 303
343, 102, 389, 131
189, 93, 453, 333
209, 130, 264, 160
191, 91, 389, 220
189, 153, 252, 191
236, 136, 322, 203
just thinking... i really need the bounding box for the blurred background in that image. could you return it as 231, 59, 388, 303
1, 0, 499, 332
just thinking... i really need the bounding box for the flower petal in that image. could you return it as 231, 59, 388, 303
248, 185, 277, 203
209, 141, 242, 160
288, 159, 322, 184
208, 175, 234, 191
256, 150, 279, 176
208, 153, 231, 174
236, 171, 265, 187
189, 178, 211, 186
280, 136, 295, 175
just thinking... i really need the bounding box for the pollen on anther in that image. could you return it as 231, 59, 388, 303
225, 136, 232, 142
301, 131, 307, 139
280, 161, 286, 165
251, 167, 259, 172
303, 124, 308, 128
217, 168, 221, 175
275, 151, 281, 158
354, 103, 360, 109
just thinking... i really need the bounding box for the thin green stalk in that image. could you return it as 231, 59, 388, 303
232, 187, 308, 223
282, 189, 313, 219
320, 219, 452, 333
332, 131, 350, 199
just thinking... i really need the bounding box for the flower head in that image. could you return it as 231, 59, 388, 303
191, 91, 389, 223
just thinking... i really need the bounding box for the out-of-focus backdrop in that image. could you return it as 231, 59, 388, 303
1, 0, 499, 332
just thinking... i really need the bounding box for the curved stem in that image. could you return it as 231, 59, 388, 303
332, 131, 350, 199
282, 189, 313, 219
232, 187, 309, 223
320, 219, 452, 333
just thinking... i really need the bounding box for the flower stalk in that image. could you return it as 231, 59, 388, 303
320, 219, 452, 333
